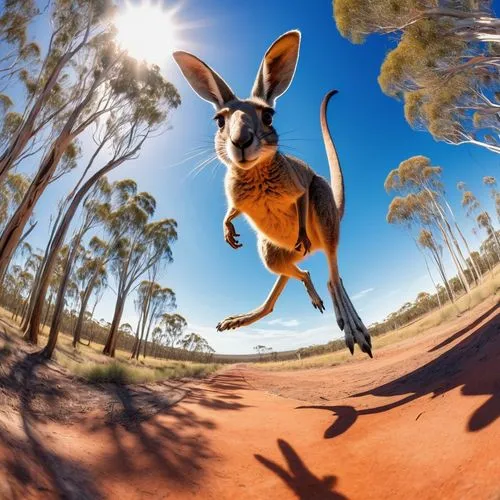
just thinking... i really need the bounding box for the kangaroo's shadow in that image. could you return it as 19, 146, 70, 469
255, 439, 347, 499
299, 302, 500, 438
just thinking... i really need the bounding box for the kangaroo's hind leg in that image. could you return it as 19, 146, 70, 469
311, 175, 372, 357
217, 238, 324, 332
261, 238, 325, 313
216, 274, 289, 331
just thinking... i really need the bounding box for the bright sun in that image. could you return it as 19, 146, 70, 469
115, 1, 177, 64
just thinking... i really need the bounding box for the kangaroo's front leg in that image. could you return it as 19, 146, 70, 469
294, 189, 311, 255
216, 275, 289, 331
224, 206, 242, 249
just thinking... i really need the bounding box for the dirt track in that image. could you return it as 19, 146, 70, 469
1, 297, 499, 499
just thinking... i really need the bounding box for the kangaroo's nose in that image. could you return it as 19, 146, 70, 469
231, 131, 254, 150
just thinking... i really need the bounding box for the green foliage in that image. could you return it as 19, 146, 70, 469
333, 0, 500, 152
0, 172, 30, 226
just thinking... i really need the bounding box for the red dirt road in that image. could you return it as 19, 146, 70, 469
1, 298, 499, 499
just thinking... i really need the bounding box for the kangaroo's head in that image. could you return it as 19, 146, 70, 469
173, 31, 300, 170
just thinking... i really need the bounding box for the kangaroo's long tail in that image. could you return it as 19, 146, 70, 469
320, 90, 345, 220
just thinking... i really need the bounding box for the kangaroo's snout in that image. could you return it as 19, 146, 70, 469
231, 132, 254, 150
230, 111, 254, 150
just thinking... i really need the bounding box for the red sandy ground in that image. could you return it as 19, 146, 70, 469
0, 296, 499, 499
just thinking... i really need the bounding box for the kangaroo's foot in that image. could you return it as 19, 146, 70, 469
216, 308, 267, 332
328, 279, 372, 357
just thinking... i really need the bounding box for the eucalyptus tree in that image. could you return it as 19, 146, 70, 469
17, 245, 43, 320
386, 156, 478, 289
72, 237, 108, 347
483, 175, 500, 222
417, 229, 454, 302
24, 179, 110, 344
161, 313, 187, 348
41, 252, 67, 328
386, 193, 445, 299
333, 0, 500, 153
133, 283, 175, 360
0, 0, 40, 94
7, 264, 34, 319
458, 181, 500, 258
0, 172, 29, 229
180, 333, 214, 355
0, 28, 180, 282
141, 286, 175, 359
0, 0, 112, 181
150, 326, 164, 358
131, 279, 159, 359
27, 59, 179, 352
102, 192, 177, 357
477, 211, 500, 251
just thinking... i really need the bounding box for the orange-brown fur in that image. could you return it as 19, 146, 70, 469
173, 30, 372, 356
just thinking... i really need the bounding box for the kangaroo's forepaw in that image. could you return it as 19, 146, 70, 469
294, 229, 311, 256
224, 221, 242, 249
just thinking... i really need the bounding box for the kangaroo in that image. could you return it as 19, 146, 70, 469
173, 30, 372, 357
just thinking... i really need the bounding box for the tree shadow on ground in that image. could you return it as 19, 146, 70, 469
429, 302, 499, 353
0, 326, 252, 497
255, 439, 347, 499
0, 353, 104, 499
298, 304, 500, 438
82, 371, 251, 490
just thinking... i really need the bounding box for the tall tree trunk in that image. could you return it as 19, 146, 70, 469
489, 225, 500, 258
86, 300, 98, 346
429, 247, 454, 303
0, 221, 38, 302
135, 322, 148, 360
0, 141, 70, 282
41, 246, 76, 358
19, 297, 29, 321
435, 219, 470, 293
428, 191, 472, 290
130, 314, 142, 359
142, 313, 155, 360
423, 256, 442, 309
27, 153, 128, 345
455, 222, 482, 281
22, 208, 65, 330
103, 295, 126, 357
72, 277, 96, 348
42, 291, 54, 328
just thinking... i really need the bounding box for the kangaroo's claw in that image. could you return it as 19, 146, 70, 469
330, 280, 373, 358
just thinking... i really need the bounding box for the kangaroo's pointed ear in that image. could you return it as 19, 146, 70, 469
251, 30, 301, 107
173, 51, 236, 109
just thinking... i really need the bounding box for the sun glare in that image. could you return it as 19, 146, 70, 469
115, 1, 177, 64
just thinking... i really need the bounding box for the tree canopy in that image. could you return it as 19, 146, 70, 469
333, 0, 500, 153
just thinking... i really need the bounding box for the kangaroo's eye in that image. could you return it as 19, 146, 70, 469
262, 110, 273, 126
216, 115, 225, 129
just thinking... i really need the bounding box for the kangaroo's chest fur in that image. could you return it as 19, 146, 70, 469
225, 154, 315, 249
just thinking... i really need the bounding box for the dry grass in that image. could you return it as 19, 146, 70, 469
255, 270, 500, 371
53, 335, 221, 384
59, 357, 220, 385
0, 310, 220, 384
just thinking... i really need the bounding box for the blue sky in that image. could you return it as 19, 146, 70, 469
18, 0, 500, 353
